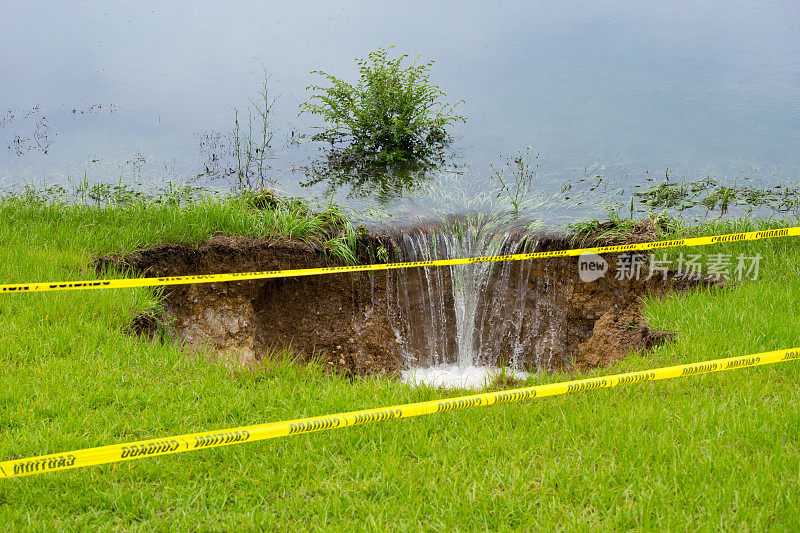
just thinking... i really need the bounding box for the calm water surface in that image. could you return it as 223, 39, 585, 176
2, 1, 798, 221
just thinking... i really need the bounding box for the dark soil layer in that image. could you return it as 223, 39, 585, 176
100, 233, 711, 376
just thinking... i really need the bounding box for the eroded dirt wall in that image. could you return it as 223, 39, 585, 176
103, 234, 706, 375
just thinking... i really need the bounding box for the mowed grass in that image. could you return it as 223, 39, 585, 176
0, 199, 799, 531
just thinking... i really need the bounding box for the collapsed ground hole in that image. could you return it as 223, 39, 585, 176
99, 229, 715, 377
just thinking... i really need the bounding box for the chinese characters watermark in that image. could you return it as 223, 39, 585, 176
579, 252, 762, 282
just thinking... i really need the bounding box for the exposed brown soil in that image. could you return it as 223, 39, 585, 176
99, 230, 715, 376
523, 238, 687, 369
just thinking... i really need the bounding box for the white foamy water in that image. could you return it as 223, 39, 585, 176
402, 364, 530, 389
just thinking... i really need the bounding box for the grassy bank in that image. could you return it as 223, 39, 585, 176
0, 196, 799, 530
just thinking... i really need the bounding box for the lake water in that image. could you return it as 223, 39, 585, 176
2, 1, 798, 223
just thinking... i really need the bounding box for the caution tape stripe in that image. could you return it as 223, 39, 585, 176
1, 227, 798, 294
2, 347, 798, 478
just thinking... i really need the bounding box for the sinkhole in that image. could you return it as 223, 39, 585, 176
104, 217, 707, 388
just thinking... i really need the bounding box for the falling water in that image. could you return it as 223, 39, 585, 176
385, 214, 542, 388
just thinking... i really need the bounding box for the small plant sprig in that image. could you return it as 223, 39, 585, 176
300, 46, 465, 167
232, 59, 278, 191
491, 147, 540, 218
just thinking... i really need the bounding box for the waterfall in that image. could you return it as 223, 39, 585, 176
384, 214, 538, 387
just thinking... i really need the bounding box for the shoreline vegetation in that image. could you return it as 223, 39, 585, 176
1, 185, 799, 528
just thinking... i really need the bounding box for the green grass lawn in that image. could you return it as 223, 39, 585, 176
0, 198, 799, 531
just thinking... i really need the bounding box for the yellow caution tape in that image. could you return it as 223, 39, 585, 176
2, 346, 798, 478
0, 227, 798, 294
